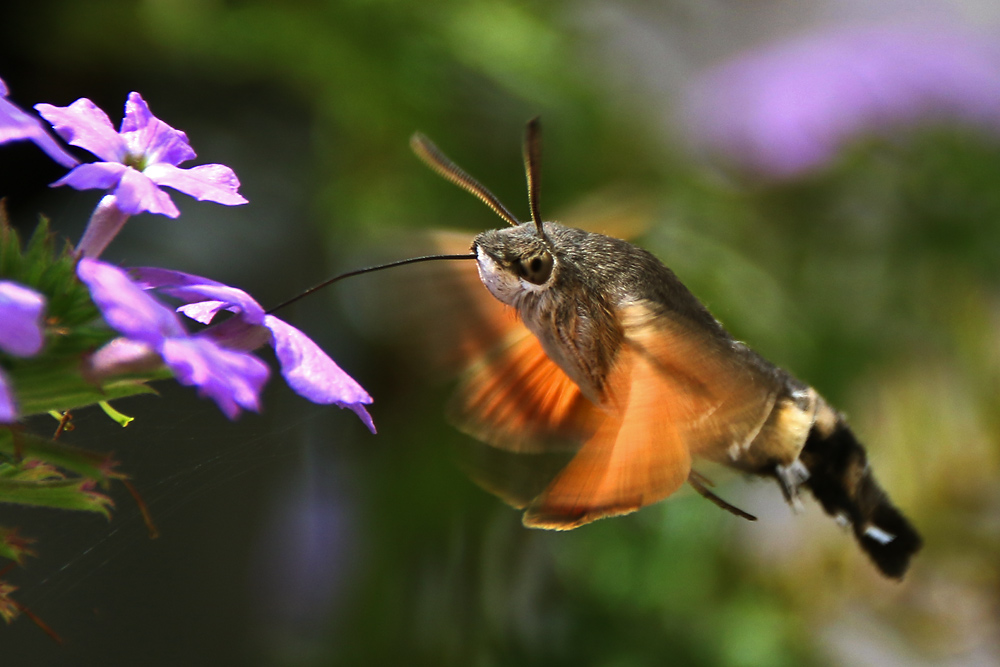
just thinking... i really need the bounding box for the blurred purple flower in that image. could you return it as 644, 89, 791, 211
251, 460, 358, 638
685, 23, 1000, 178
0, 281, 46, 422
131, 267, 376, 433
0, 379, 14, 424
0, 77, 79, 168
77, 258, 268, 420
0, 281, 46, 357
35, 92, 247, 217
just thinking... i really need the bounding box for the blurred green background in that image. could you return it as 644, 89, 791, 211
3, 1, 1000, 665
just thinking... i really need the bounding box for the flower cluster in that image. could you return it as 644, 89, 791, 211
1, 75, 374, 631
1, 75, 373, 428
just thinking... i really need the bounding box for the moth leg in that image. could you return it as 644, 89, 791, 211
688, 468, 715, 488
687, 471, 757, 521
774, 459, 810, 512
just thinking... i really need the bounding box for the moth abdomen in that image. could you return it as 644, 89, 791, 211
797, 417, 922, 578
717, 374, 922, 578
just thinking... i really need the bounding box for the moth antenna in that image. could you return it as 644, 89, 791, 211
410, 133, 521, 228
522, 117, 551, 243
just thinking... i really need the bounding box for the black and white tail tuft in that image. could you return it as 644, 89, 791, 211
798, 418, 922, 578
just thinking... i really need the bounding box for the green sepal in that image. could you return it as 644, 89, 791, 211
1, 214, 105, 350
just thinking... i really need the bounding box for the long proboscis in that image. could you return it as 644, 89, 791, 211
266, 253, 477, 315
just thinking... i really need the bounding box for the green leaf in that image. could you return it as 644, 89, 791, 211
0, 478, 113, 517
0, 579, 20, 624
0, 204, 23, 277
0, 431, 116, 482
0, 460, 64, 482
6, 357, 163, 417
0, 526, 36, 564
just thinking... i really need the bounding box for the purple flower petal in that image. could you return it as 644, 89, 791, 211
0, 78, 79, 168
145, 163, 248, 206
114, 265, 374, 429
120, 92, 196, 166
52, 161, 127, 191
36, 98, 126, 163
83, 337, 163, 383
160, 337, 269, 419
177, 300, 229, 325
202, 316, 273, 352
684, 22, 1000, 178
265, 316, 375, 433
0, 281, 46, 357
10, 122, 80, 169
130, 266, 266, 323
77, 258, 186, 343
0, 372, 17, 423
77, 259, 273, 420
114, 166, 180, 217
130, 266, 227, 290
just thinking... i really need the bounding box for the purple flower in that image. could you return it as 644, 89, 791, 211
0, 281, 46, 423
130, 267, 376, 433
77, 258, 268, 420
0, 76, 78, 168
35, 92, 247, 217
684, 23, 1000, 178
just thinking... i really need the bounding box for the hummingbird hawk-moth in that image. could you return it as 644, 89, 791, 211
315, 119, 922, 578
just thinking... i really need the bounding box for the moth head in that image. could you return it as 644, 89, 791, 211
411, 117, 556, 308
473, 222, 556, 305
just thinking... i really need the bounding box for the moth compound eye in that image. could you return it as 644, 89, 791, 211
518, 251, 553, 285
